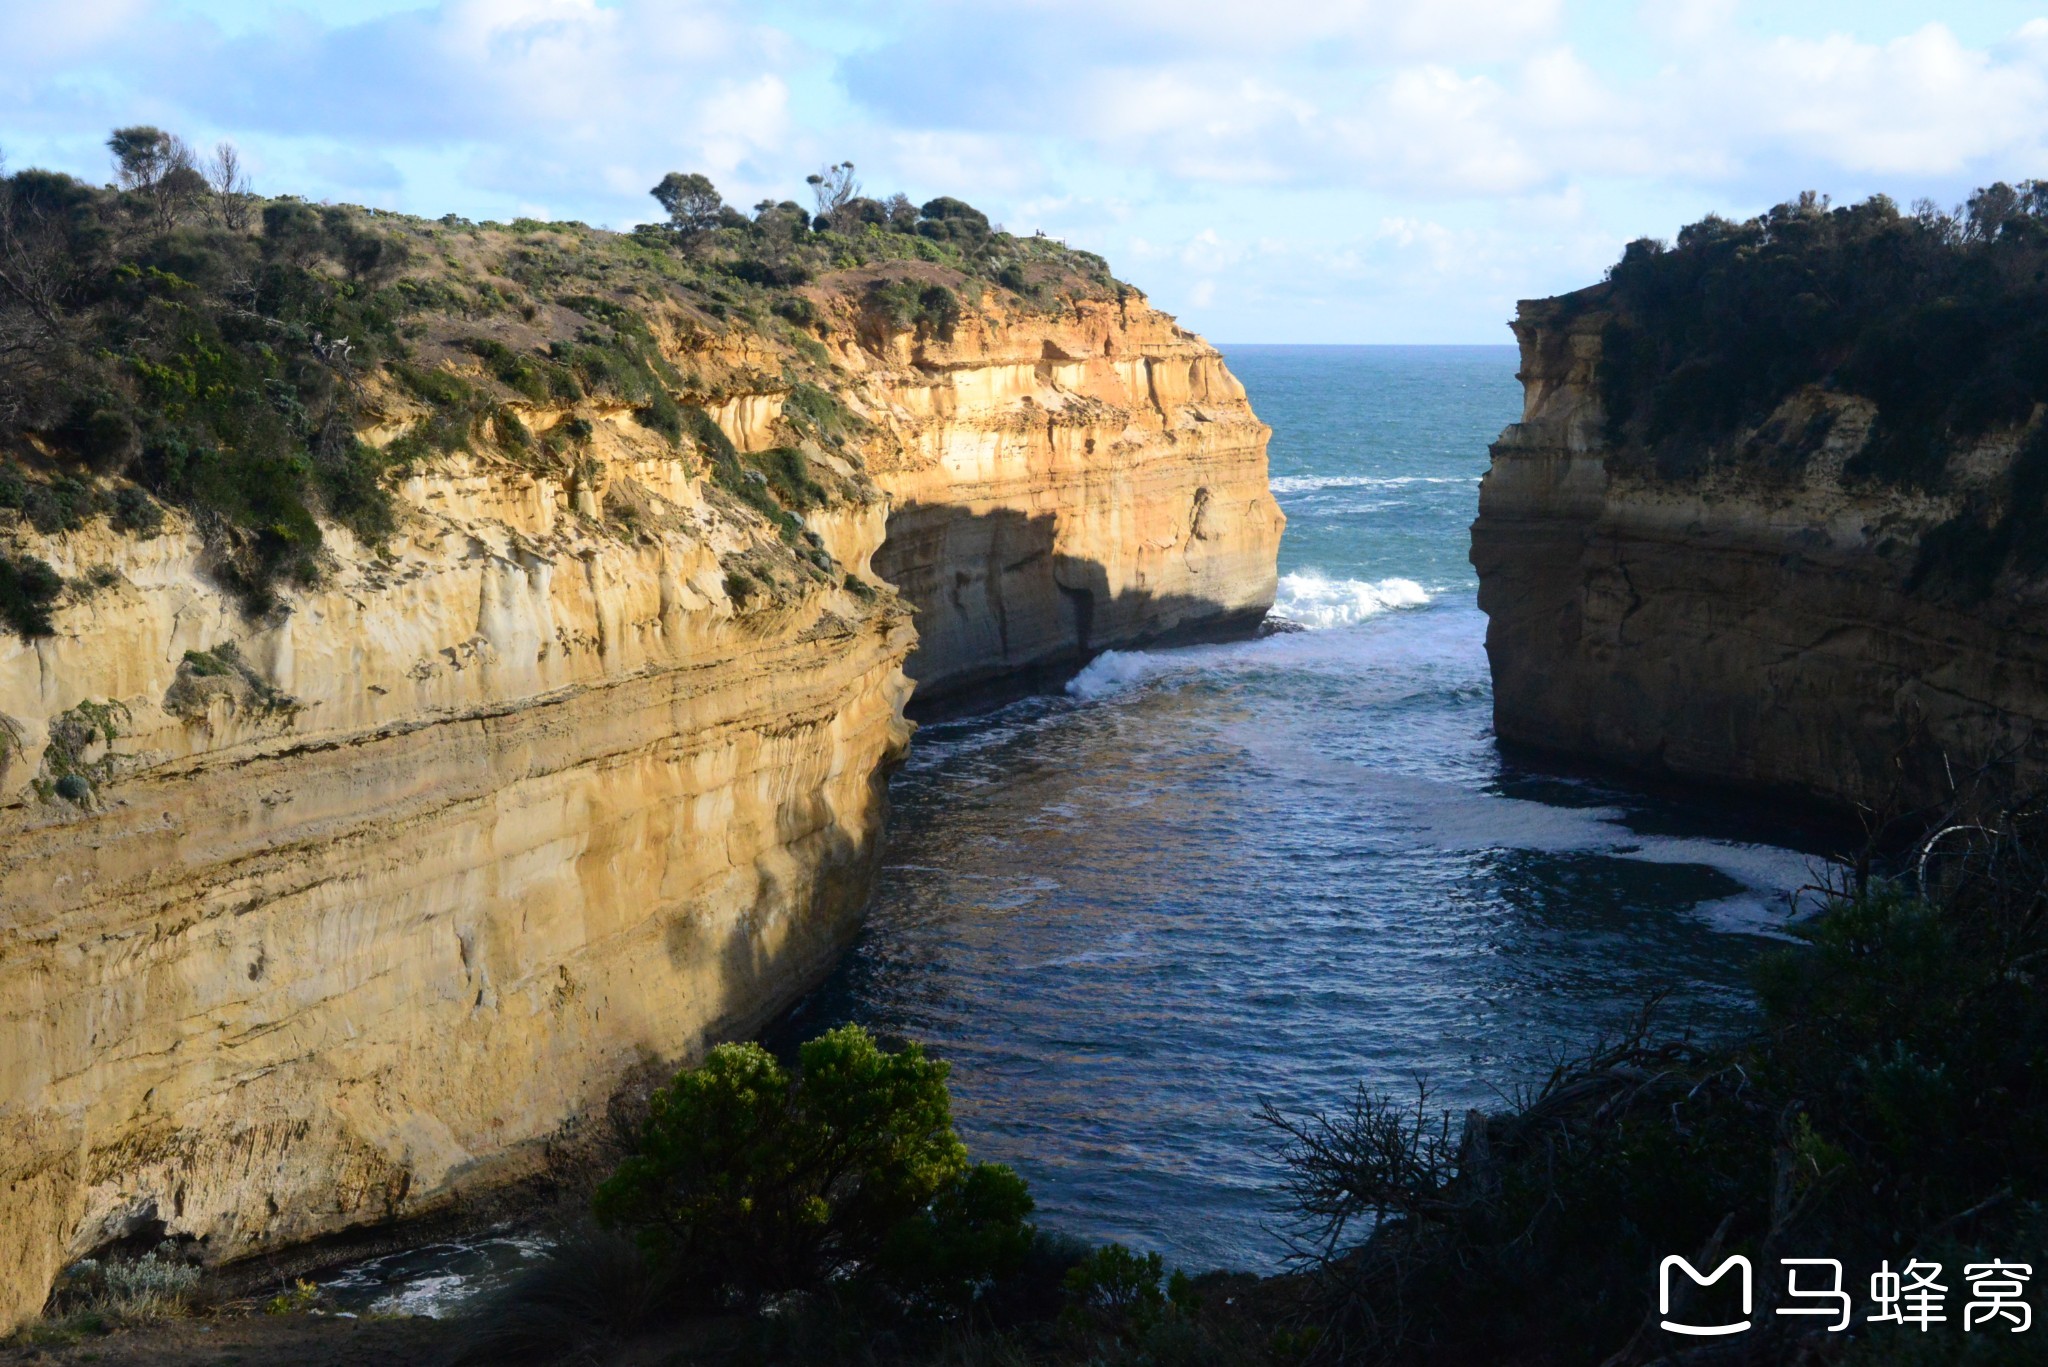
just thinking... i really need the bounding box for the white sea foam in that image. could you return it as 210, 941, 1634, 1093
1066, 649, 1161, 701
1269, 473, 1478, 495
1270, 570, 1431, 629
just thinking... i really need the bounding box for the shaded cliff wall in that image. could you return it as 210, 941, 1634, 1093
0, 415, 912, 1330
1472, 292, 2048, 812
854, 295, 1283, 702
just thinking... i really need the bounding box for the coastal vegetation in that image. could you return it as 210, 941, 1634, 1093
0, 131, 1123, 622
1586, 182, 2048, 602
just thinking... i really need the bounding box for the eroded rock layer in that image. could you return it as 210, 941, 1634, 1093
855, 294, 1283, 702
1473, 292, 2048, 812
0, 427, 913, 1329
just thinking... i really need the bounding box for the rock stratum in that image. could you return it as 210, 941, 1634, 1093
1473, 285, 2048, 814
0, 195, 1277, 1329
865, 294, 1280, 703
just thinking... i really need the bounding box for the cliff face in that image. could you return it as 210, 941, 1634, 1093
1472, 291, 2048, 812
0, 414, 913, 1328
853, 292, 1282, 702
0, 210, 1280, 1327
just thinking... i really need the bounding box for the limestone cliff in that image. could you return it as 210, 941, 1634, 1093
851, 290, 1281, 702
0, 424, 913, 1331
0, 191, 1279, 1329
1473, 289, 2048, 813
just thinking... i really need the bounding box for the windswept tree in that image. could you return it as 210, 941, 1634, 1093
107, 125, 204, 231
649, 171, 725, 237
805, 160, 859, 226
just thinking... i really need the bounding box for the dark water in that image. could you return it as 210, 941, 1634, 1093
769, 345, 1828, 1273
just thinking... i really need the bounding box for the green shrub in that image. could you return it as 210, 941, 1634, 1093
0, 552, 63, 638
461, 336, 552, 401
592, 1024, 1033, 1307
393, 361, 472, 407
1063, 1244, 1165, 1320
746, 447, 826, 511
110, 486, 164, 537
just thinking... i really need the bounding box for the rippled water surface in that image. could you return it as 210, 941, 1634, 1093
771, 345, 1831, 1272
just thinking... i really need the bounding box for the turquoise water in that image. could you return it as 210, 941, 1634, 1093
768, 344, 1829, 1273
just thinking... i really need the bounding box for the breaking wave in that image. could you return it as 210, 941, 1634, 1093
1270, 570, 1431, 629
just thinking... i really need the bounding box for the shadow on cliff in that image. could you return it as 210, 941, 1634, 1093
872, 504, 1270, 720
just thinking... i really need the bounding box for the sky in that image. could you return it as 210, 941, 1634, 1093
7, 0, 2048, 342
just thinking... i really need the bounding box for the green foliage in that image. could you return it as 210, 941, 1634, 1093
592, 1024, 1032, 1308
1063, 1244, 1165, 1321
685, 407, 807, 543
46, 1250, 201, 1327
110, 486, 163, 537
866, 279, 962, 340
650, 172, 727, 236
0, 158, 426, 606
0, 134, 1118, 624
746, 447, 826, 512
1589, 184, 2048, 601
0, 551, 63, 638
876, 1161, 1036, 1308
460, 336, 554, 401
1596, 186, 2048, 479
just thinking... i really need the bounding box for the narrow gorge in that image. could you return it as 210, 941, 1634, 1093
0, 201, 1279, 1331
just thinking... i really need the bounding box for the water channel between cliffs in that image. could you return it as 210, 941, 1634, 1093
325, 344, 1829, 1311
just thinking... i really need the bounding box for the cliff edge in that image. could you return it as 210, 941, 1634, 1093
1473, 191, 2048, 814
0, 176, 1277, 1327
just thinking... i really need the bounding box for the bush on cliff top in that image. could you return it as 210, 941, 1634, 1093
0, 132, 1123, 635
1589, 183, 2048, 599
1594, 185, 2048, 479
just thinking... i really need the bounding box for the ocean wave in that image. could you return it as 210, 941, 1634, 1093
1066, 649, 1160, 701
1269, 473, 1477, 495
1270, 571, 1431, 629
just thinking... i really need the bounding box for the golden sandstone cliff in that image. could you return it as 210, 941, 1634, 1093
1472, 290, 2048, 813
861, 288, 1280, 703
0, 234, 1277, 1328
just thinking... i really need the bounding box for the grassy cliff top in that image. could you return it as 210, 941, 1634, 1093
1561, 182, 2048, 601
1574, 183, 2048, 485
0, 150, 1128, 632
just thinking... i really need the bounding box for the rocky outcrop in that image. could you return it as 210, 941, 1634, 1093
1472, 290, 2048, 813
0, 411, 913, 1329
0, 259, 1281, 1328
851, 291, 1282, 703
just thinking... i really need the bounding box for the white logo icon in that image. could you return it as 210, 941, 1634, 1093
1661, 1255, 1753, 1336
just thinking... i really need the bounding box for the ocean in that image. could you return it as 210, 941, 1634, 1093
322, 344, 1829, 1312
770, 344, 1827, 1272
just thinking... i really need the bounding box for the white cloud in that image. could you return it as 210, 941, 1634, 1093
10, 2, 2048, 339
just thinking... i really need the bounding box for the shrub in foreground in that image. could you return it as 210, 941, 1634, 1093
592, 1023, 1033, 1308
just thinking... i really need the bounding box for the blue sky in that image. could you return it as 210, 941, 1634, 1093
7, 0, 2048, 342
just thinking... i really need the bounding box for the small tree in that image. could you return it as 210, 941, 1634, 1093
204, 141, 253, 232
806, 161, 859, 227
649, 172, 725, 237
593, 1024, 1032, 1306
107, 126, 202, 231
